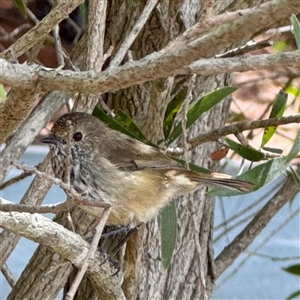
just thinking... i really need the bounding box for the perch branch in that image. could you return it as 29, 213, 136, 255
0, 210, 125, 299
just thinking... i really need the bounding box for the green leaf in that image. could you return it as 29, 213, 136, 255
287, 166, 300, 190
161, 200, 177, 268
261, 90, 287, 147
166, 86, 237, 145
93, 107, 148, 143
284, 85, 300, 99
225, 138, 265, 162
163, 88, 187, 140
210, 131, 300, 197
78, 3, 88, 25
14, 0, 27, 18
286, 129, 300, 162
0, 84, 7, 102
262, 147, 283, 154
114, 110, 147, 142
272, 40, 289, 53
283, 264, 300, 276
209, 157, 288, 197
287, 290, 300, 300
291, 14, 300, 49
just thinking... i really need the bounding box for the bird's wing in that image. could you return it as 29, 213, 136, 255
102, 134, 183, 171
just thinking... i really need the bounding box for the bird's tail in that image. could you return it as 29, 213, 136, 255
186, 171, 254, 192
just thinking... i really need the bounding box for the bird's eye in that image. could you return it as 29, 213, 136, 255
73, 132, 83, 141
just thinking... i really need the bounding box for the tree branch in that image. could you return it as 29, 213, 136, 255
0, 0, 298, 144
185, 49, 300, 74
0, 92, 66, 182
0, 0, 85, 144
0, 0, 299, 93
214, 172, 300, 278
108, 0, 158, 69
0, 210, 125, 299
0, 0, 84, 61
189, 115, 300, 148
73, 0, 108, 112
1, 48, 299, 95
0, 157, 54, 270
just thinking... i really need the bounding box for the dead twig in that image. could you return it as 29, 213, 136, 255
65, 205, 112, 300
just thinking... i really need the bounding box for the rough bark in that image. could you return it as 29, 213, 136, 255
1, 0, 298, 299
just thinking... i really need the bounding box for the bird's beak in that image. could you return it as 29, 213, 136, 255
41, 135, 58, 145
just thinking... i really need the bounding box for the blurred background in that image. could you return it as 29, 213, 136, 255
0, 1, 299, 299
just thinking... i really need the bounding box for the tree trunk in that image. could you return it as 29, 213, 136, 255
5, 0, 271, 299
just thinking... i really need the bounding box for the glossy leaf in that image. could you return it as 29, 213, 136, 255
284, 85, 300, 99
163, 88, 187, 140
225, 138, 265, 162
261, 90, 287, 147
286, 129, 300, 162
93, 107, 146, 142
291, 14, 300, 49
209, 131, 300, 197
287, 290, 300, 300
161, 200, 177, 268
14, 0, 27, 17
283, 264, 300, 276
114, 110, 147, 142
209, 157, 288, 197
166, 86, 237, 145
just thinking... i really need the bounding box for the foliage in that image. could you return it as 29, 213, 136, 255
284, 264, 300, 300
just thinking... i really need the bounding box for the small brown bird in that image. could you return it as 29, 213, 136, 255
42, 112, 253, 227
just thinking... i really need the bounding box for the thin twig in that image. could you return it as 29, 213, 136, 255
0, 24, 31, 42
65, 121, 74, 186
244, 251, 300, 262
217, 206, 300, 287
13, 162, 80, 198
65, 205, 112, 300
108, 0, 158, 69
214, 171, 300, 279
0, 168, 35, 190
182, 75, 196, 169
25, 6, 40, 24
214, 189, 270, 231
189, 115, 300, 148
214, 212, 253, 243
12, 163, 107, 210
216, 39, 273, 58
0, 197, 108, 214
217, 198, 230, 244
52, 25, 65, 66
0, 0, 84, 61
2, 263, 16, 288
235, 132, 250, 147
